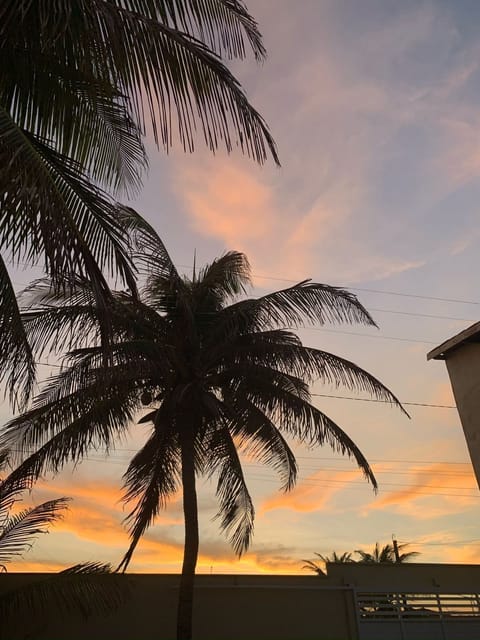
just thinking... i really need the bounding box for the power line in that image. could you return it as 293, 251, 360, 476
262, 465, 474, 478
9, 446, 471, 478
78, 459, 478, 492
410, 538, 480, 547
10, 445, 471, 467
349, 288, 480, 307
47, 458, 480, 500
12, 274, 476, 323
246, 474, 479, 496
175, 264, 480, 307
11, 260, 479, 308
40, 454, 477, 498
12, 446, 474, 493
8, 361, 456, 410
299, 327, 437, 344
311, 393, 456, 409
368, 307, 474, 323
294, 455, 472, 466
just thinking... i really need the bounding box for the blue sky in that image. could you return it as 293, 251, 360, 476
5, 0, 480, 573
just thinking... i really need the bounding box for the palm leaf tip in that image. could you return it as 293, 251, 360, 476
0, 562, 131, 636
0, 497, 70, 565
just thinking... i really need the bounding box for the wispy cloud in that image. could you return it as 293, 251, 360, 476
364, 463, 478, 519
260, 468, 364, 515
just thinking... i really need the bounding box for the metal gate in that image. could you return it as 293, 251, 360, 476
354, 590, 480, 639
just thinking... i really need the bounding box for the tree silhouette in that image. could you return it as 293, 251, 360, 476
0, 460, 128, 639
0, 1, 278, 409
1, 215, 406, 639
355, 542, 419, 564
303, 551, 355, 575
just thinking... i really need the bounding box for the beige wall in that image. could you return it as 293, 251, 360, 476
1, 574, 357, 640
5, 565, 480, 639
444, 343, 480, 488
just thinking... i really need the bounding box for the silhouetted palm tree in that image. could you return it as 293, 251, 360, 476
355, 542, 419, 564
0, 461, 128, 639
1, 215, 405, 639
0, 1, 278, 409
303, 551, 354, 575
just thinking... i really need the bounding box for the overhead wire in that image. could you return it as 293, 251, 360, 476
6, 359, 457, 409
174, 264, 480, 307
9, 258, 480, 308
21, 453, 479, 500
408, 538, 480, 547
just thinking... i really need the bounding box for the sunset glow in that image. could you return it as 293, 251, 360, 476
4, 0, 480, 575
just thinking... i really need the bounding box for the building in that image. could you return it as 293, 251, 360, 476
427, 321, 480, 488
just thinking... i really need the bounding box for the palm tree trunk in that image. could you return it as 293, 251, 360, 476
177, 427, 199, 640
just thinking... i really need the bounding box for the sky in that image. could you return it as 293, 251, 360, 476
5, 0, 480, 574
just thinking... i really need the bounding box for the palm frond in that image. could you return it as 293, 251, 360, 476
302, 558, 325, 575
116, 206, 179, 280
20, 281, 168, 360
195, 251, 251, 307
1, 44, 147, 195
0, 459, 35, 518
0, 109, 137, 295
119, 417, 181, 572
302, 551, 354, 574
354, 542, 419, 564
207, 424, 254, 556
1, 1, 278, 163
0, 377, 140, 494
0, 562, 130, 640
223, 393, 298, 492
209, 329, 407, 413
86, 2, 279, 163
141, 0, 266, 60
215, 281, 377, 339
21, 304, 102, 361
238, 384, 377, 489
0, 498, 69, 565
0, 254, 36, 409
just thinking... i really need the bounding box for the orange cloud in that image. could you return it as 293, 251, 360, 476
444, 544, 480, 564
365, 462, 478, 518
260, 468, 363, 514
8, 560, 67, 572
34, 478, 124, 509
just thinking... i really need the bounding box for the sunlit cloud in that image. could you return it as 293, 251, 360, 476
364, 463, 478, 519
260, 469, 364, 515
6, 0, 480, 575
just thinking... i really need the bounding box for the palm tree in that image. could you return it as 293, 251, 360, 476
303, 551, 354, 575
0, 461, 129, 639
0, 0, 279, 409
0, 215, 406, 639
355, 542, 419, 564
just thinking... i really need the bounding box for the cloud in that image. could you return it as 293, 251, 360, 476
364, 463, 478, 519
171, 3, 451, 289
7, 560, 67, 572
260, 468, 364, 515
178, 161, 275, 247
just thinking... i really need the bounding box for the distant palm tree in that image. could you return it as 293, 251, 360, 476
0, 461, 128, 639
355, 542, 419, 564
303, 551, 354, 575
0, 1, 279, 409
1, 215, 406, 639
